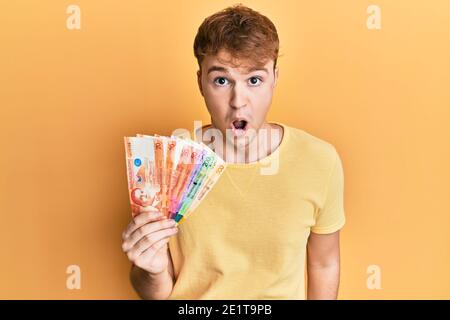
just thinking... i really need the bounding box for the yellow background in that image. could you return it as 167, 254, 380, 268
0, 0, 449, 299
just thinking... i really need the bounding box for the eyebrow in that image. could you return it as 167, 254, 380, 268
207, 65, 269, 75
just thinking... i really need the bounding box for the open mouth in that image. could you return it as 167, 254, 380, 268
230, 119, 249, 137
232, 119, 248, 130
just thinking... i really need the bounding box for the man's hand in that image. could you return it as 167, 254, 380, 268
306, 230, 341, 300
122, 207, 178, 276
122, 206, 179, 300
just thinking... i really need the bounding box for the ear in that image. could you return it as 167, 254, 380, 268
273, 67, 279, 88
197, 69, 204, 96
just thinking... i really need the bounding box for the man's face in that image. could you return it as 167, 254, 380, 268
131, 185, 159, 207
197, 49, 279, 148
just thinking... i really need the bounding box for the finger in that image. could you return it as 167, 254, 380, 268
122, 218, 177, 252
137, 237, 171, 265
122, 211, 164, 240
126, 227, 178, 260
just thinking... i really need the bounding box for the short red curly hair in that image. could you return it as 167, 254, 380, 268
194, 4, 280, 71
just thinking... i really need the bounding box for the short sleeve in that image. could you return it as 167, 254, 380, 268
311, 150, 346, 234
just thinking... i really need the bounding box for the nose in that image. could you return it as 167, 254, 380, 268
229, 83, 247, 109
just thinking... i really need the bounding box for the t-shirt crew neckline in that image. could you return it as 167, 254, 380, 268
224, 121, 289, 169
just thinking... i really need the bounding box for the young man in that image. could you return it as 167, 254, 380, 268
121, 4, 345, 300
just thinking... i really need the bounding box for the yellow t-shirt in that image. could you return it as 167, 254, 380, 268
168, 122, 345, 299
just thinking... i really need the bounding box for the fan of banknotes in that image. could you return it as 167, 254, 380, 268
124, 134, 226, 224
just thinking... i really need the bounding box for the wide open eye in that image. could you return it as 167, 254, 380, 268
248, 76, 262, 86
214, 77, 229, 86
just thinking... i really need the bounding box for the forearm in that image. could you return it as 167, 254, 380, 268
307, 264, 340, 300
130, 264, 174, 300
